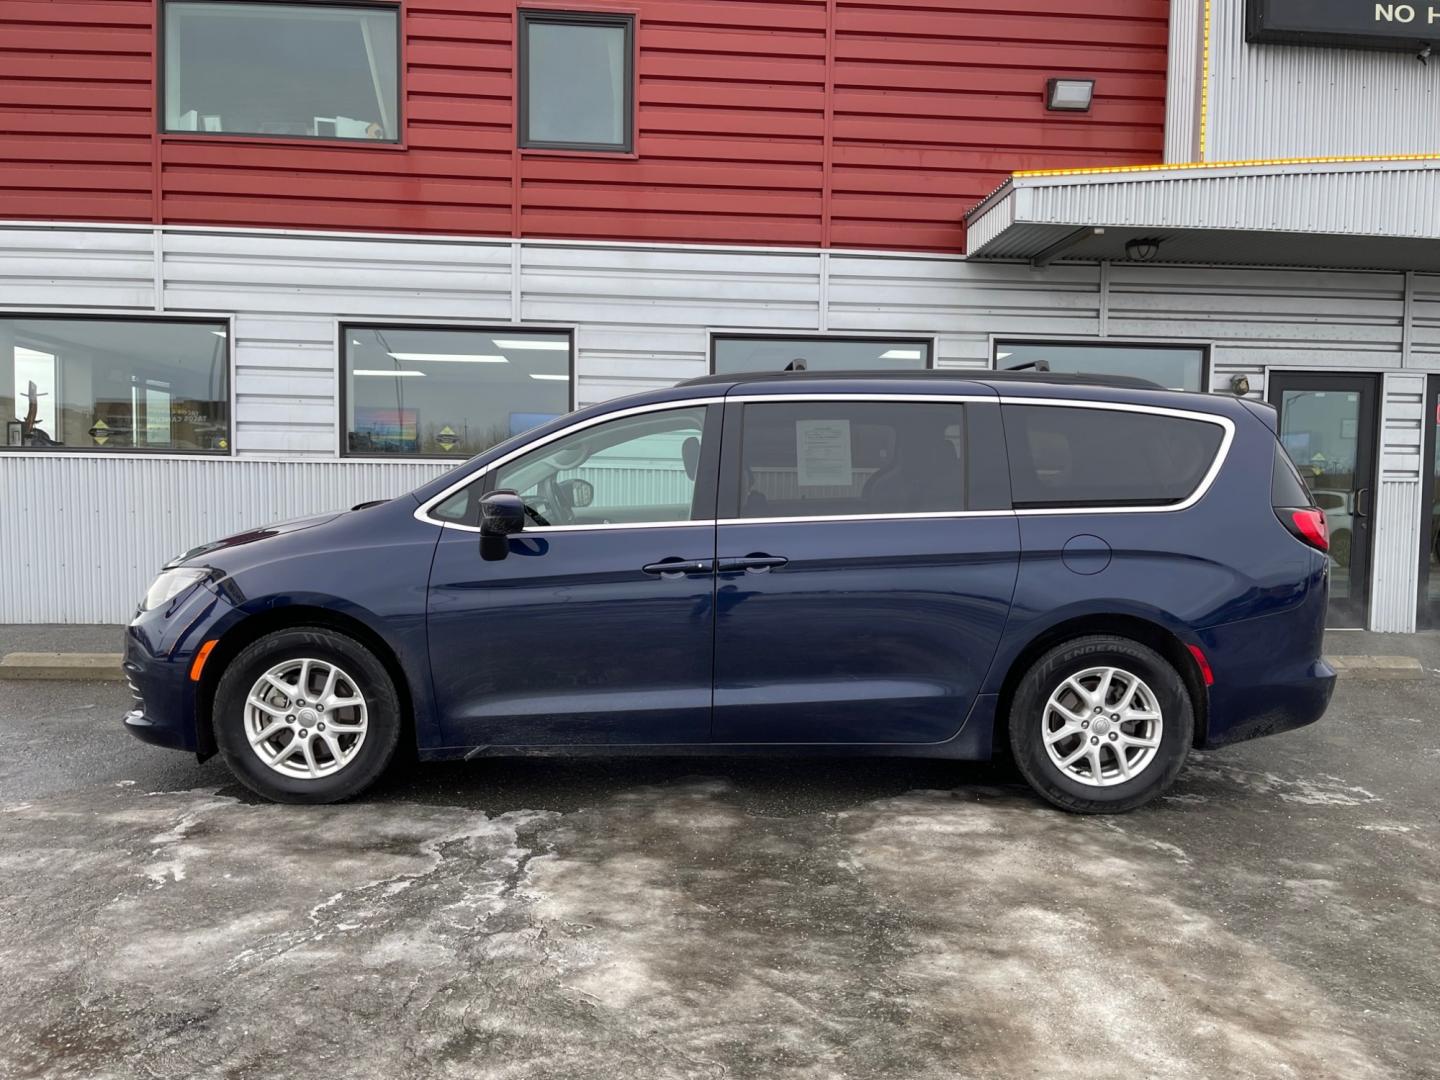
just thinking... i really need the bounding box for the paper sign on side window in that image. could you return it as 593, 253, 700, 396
795, 419, 852, 487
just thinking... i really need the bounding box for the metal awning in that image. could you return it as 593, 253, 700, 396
965, 158, 1440, 271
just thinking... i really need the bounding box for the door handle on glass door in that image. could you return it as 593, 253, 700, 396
717, 555, 789, 574
1354, 487, 1371, 519
642, 558, 714, 579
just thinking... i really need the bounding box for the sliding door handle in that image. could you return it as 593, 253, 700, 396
642, 558, 714, 579
717, 555, 789, 574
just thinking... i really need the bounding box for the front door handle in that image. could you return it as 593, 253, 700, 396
717, 554, 789, 574
642, 558, 714, 579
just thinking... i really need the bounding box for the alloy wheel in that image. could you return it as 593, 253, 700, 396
1041, 666, 1163, 788
244, 658, 369, 780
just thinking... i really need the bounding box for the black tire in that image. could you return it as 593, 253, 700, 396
213, 627, 403, 804
1008, 635, 1192, 814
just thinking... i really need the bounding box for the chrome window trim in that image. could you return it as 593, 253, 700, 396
414, 391, 1237, 533
995, 396, 1236, 517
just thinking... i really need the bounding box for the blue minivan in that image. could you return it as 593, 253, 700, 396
124, 371, 1335, 813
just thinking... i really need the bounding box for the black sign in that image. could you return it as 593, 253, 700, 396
1248, 0, 1440, 49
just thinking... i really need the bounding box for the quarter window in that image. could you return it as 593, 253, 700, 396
492, 407, 710, 526
163, 2, 400, 142
519, 12, 634, 152
2, 318, 230, 453
736, 402, 967, 519
343, 327, 571, 458
714, 336, 933, 375
1003, 405, 1225, 509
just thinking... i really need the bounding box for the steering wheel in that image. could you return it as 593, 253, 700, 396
526, 476, 576, 527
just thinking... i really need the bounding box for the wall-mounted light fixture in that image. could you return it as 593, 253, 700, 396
1229, 373, 1251, 396
1125, 237, 1164, 262
1046, 78, 1095, 112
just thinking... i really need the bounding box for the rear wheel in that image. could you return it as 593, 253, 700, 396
1009, 635, 1192, 814
213, 627, 402, 804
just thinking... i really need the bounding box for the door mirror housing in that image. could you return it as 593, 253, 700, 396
478, 489, 525, 562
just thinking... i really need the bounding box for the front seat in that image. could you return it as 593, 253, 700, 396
862, 428, 964, 513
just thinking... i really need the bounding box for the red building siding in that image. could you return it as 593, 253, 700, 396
0, 0, 1167, 252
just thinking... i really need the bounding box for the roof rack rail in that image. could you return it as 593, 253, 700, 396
679, 369, 1166, 391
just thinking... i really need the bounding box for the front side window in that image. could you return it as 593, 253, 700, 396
714, 336, 933, 375
493, 407, 710, 526
344, 327, 571, 458
1004, 404, 1225, 509
736, 401, 966, 519
2, 318, 230, 453
519, 11, 634, 151
164, 2, 400, 142
996, 342, 1206, 392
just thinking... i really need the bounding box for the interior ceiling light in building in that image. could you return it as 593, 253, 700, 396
528, 373, 569, 381
493, 340, 569, 350
879, 349, 924, 360
1046, 78, 1095, 112
355, 369, 425, 377
386, 352, 507, 363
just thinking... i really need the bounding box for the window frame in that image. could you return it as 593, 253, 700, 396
710, 333, 938, 376
339, 321, 576, 461
416, 399, 726, 531
517, 9, 637, 154
0, 312, 235, 458
998, 398, 1235, 514
158, 0, 405, 148
990, 337, 1214, 393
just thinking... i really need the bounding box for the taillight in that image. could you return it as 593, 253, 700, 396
1278, 506, 1328, 553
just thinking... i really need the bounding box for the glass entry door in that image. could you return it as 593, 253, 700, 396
1421, 376, 1440, 629
1269, 373, 1380, 628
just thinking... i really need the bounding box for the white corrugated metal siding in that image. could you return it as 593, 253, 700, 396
1164, 0, 1205, 162
1015, 162, 1440, 241
2, 222, 1437, 624
1370, 372, 1429, 633
1207, 0, 1440, 161
0, 457, 453, 624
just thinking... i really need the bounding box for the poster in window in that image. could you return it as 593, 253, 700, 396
354, 407, 419, 453
795, 419, 852, 487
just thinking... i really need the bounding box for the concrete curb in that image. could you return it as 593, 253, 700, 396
0, 653, 125, 682
1326, 655, 1426, 680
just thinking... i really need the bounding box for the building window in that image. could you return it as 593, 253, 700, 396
343, 326, 572, 458
995, 341, 1207, 392
712, 336, 934, 375
519, 11, 634, 152
163, 2, 400, 142
2, 318, 231, 453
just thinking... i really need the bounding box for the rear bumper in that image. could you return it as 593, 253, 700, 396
1198, 583, 1335, 748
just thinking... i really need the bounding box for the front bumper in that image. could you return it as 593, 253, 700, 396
122, 581, 234, 754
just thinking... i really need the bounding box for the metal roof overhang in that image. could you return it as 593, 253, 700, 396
965, 158, 1440, 271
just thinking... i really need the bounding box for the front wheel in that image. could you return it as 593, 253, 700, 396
1008, 635, 1192, 814
213, 627, 402, 804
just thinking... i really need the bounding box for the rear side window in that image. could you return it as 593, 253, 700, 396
1272, 443, 1315, 508
1003, 404, 1225, 509
737, 401, 966, 518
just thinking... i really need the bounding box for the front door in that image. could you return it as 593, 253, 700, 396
710, 397, 1019, 744
1268, 372, 1380, 628
426, 403, 720, 746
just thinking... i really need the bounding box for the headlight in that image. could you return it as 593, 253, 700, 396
140, 567, 210, 612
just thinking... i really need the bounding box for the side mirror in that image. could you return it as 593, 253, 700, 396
557, 477, 594, 509
479, 489, 525, 560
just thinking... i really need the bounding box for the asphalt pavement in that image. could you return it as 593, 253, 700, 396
1, 634, 1438, 1079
